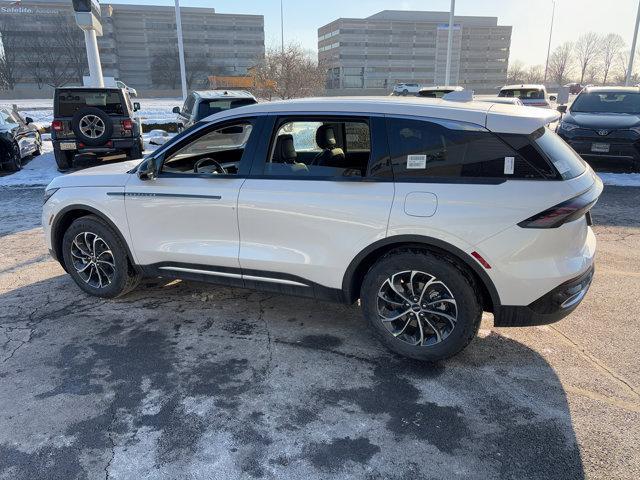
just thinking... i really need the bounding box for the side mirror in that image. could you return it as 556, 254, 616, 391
133, 102, 140, 112
25, 116, 33, 124
557, 105, 567, 114
172, 106, 181, 114
549, 95, 557, 102
137, 157, 157, 181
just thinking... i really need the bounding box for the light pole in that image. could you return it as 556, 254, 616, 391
543, 0, 556, 85
72, 0, 104, 87
626, 0, 640, 85
444, 0, 455, 85
174, 0, 187, 100
280, 0, 284, 53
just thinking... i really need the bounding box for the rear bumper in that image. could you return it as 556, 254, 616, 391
494, 265, 594, 327
52, 137, 139, 153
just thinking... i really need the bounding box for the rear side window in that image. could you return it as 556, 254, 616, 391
532, 127, 586, 179
386, 117, 545, 180
56, 90, 124, 116
499, 88, 545, 99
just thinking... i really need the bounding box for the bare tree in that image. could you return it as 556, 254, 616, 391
0, 17, 20, 90
506, 60, 526, 84
20, 36, 48, 89
575, 32, 602, 84
523, 65, 544, 84
151, 49, 180, 89
601, 34, 625, 85
185, 54, 209, 89
548, 42, 574, 86
615, 49, 640, 84
251, 43, 325, 100
54, 15, 87, 84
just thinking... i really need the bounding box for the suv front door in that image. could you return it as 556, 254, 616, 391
125, 116, 262, 281
237, 115, 394, 294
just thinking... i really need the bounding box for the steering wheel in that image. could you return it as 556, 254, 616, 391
194, 157, 226, 174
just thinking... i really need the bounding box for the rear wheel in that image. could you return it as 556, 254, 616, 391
361, 249, 482, 361
3, 141, 22, 171
54, 149, 74, 171
127, 138, 143, 160
61, 215, 141, 298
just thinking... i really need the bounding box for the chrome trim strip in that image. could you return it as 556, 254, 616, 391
242, 274, 308, 287
107, 192, 221, 200
159, 266, 241, 279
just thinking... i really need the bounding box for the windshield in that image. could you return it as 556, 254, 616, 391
499, 88, 544, 100
571, 92, 640, 114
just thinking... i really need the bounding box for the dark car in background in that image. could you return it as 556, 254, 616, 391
0, 108, 42, 172
557, 86, 640, 171
564, 83, 584, 95
172, 90, 257, 131
51, 87, 143, 171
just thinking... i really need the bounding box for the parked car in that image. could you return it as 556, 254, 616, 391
498, 84, 553, 108
564, 83, 584, 95
51, 87, 143, 171
557, 86, 640, 171
475, 96, 524, 106
0, 108, 42, 172
43, 97, 601, 361
172, 90, 257, 131
418, 86, 464, 98
392, 83, 421, 95
115, 80, 137, 98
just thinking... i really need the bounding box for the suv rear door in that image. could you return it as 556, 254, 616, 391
236, 114, 394, 293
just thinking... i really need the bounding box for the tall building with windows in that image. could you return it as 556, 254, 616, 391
0, 0, 264, 96
318, 10, 511, 94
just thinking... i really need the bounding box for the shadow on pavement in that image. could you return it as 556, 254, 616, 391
0, 274, 585, 480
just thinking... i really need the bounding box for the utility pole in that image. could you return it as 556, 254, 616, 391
626, 0, 640, 85
543, 0, 556, 85
84, 29, 104, 87
174, 0, 187, 100
444, 0, 455, 85
280, 0, 284, 53
72, 0, 104, 87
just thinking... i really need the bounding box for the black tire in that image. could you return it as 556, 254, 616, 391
2, 141, 22, 172
361, 249, 482, 361
128, 138, 143, 160
402, 89, 409, 96
61, 215, 141, 298
54, 149, 74, 171
71, 107, 113, 146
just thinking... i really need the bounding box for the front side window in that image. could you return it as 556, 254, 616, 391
264, 118, 371, 178
162, 119, 254, 175
386, 117, 545, 180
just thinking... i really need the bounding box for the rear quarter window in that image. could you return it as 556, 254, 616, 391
532, 127, 586, 179
386, 117, 546, 181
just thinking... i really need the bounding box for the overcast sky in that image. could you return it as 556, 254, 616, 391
109, 0, 640, 66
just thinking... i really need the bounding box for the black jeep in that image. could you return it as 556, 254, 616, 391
51, 87, 144, 171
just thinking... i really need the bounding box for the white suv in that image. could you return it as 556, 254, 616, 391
42, 97, 602, 361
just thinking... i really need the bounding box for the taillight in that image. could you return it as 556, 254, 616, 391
518, 187, 600, 229
51, 120, 63, 131
121, 119, 133, 130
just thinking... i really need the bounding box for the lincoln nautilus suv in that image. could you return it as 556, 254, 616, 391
42, 97, 602, 361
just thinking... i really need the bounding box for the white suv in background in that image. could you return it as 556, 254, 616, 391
393, 83, 421, 95
499, 84, 554, 108
42, 97, 601, 361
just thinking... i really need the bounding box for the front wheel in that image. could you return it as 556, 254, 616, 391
61, 215, 141, 298
361, 250, 482, 361
3, 141, 22, 171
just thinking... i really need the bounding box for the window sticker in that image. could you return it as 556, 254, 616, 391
504, 156, 515, 175
407, 154, 427, 169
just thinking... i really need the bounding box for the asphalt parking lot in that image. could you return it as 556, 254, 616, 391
0, 185, 638, 480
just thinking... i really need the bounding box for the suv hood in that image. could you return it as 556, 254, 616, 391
565, 111, 640, 129
47, 159, 142, 190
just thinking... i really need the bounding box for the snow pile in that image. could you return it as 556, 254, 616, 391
0, 142, 58, 188
598, 173, 640, 187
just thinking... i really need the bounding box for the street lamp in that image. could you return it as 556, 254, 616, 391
174, 0, 188, 100
626, 0, 640, 86
72, 0, 104, 87
543, 0, 556, 85
444, 0, 455, 85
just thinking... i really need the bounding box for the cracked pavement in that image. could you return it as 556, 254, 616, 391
0, 185, 639, 480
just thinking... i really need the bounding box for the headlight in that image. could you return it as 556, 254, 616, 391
43, 188, 59, 205
560, 122, 579, 132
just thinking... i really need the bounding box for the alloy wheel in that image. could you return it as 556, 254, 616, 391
79, 114, 105, 139
70, 232, 116, 289
377, 270, 457, 347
